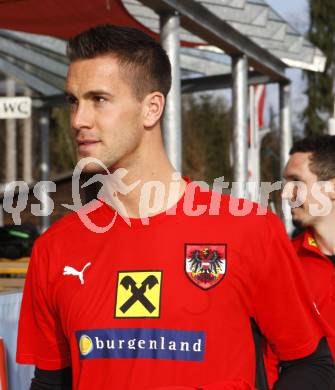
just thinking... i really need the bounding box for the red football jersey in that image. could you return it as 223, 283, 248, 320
291, 229, 335, 357
264, 228, 335, 389
17, 184, 328, 389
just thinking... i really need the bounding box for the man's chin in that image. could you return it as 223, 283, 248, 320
76, 156, 109, 173
292, 218, 304, 230
291, 211, 311, 229
81, 164, 106, 173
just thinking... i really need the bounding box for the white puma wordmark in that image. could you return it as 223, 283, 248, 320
63, 262, 91, 285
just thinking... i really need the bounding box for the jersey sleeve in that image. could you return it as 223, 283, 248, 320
253, 213, 333, 362
16, 238, 71, 370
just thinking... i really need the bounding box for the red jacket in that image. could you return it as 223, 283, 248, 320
265, 229, 335, 388
291, 229, 335, 357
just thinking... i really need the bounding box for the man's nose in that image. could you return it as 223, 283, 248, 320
71, 102, 93, 130
282, 181, 297, 202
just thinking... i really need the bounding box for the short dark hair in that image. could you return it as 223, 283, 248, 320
290, 135, 335, 180
67, 24, 172, 101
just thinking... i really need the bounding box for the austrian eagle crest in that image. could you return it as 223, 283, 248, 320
185, 244, 227, 289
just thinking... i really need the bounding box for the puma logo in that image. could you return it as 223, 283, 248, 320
63, 262, 91, 285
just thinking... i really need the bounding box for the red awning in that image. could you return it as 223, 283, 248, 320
0, 0, 199, 46
0, 0, 158, 39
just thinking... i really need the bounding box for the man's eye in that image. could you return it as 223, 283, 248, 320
93, 96, 107, 104
66, 96, 78, 106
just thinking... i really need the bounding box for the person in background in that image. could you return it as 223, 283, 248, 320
266, 135, 335, 388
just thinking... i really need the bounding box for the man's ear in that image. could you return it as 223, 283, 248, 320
142, 92, 165, 129
328, 178, 335, 201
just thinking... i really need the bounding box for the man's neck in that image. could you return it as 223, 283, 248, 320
103, 131, 187, 219
312, 217, 335, 255
111, 170, 187, 219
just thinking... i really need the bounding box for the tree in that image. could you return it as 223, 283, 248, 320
260, 105, 282, 213
182, 93, 233, 186
304, 0, 335, 135
49, 106, 76, 176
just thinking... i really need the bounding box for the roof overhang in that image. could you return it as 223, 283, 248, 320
0, 0, 325, 97
138, 0, 287, 81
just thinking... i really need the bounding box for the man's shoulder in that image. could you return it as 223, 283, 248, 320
195, 184, 273, 220
37, 199, 106, 245
191, 184, 282, 235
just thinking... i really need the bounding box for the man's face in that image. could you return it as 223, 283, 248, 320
282, 152, 327, 228
66, 56, 144, 172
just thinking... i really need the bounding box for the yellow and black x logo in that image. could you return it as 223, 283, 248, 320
115, 271, 162, 318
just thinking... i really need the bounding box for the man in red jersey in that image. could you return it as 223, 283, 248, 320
266, 135, 335, 388
284, 136, 335, 357
16, 25, 335, 390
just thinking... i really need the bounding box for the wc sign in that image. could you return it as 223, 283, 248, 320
0, 97, 32, 119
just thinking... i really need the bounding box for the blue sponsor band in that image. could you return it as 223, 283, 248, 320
76, 328, 205, 362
